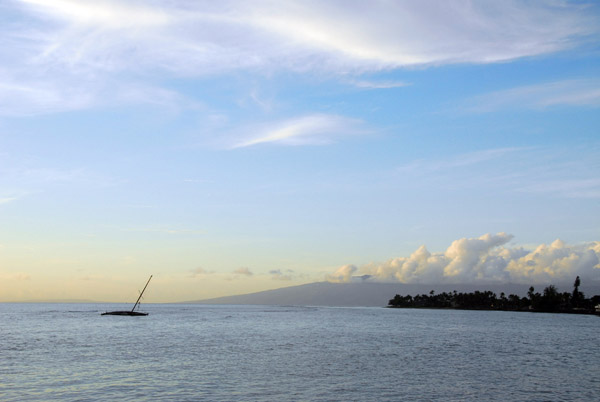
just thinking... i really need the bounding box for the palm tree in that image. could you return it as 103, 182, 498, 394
572, 276, 581, 307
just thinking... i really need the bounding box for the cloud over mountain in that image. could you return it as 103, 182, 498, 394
329, 233, 600, 284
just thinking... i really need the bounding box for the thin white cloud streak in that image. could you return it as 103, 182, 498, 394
230, 114, 368, 148
20, 0, 172, 29
460, 79, 600, 113
328, 233, 600, 284
397, 147, 525, 173
0, 80, 94, 116
0, 164, 125, 214
396, 146, 600, 199
519, 178, 600, 199
0, 196, 19, 205
0, 77, 199, 116
2, 1, 598, 115
0, 164, 121, 193
114, 85, 204, 112
350, 80, 410, 89
243, 0, 597, 67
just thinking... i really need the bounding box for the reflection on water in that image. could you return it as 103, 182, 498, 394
2, 303, 599, 401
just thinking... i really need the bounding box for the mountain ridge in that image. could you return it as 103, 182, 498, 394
184, 281, 600, 307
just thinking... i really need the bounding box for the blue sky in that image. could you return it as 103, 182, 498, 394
1, 0, 599, 301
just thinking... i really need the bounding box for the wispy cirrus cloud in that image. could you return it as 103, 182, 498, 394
2, 1, 598, 115
0, 79, 95, 116
519, 178, 600, 199
0, 164, 121, 195
350, 80, 410, 89
242, 0, 597, 67
0, 76, 200, 116
0, 163, 122, 209
397, 147, 526, 173
459, 79, 600, 113
20, 0, 171, 29
396, 145, 600, 199
15, 0, 596, 73
230, 114, 368, 148
0, 196, 19, 205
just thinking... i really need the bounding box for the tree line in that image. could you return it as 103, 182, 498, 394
388, 276, 600, 314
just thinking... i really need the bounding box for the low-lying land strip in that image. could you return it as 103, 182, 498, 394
388, 276, 600, 314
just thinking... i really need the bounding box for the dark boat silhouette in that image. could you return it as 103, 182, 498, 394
102, 275, 152, 316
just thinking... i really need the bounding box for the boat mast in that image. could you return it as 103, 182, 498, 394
131, 275, 152, 312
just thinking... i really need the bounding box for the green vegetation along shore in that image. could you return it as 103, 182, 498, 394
388, 276, 600, 315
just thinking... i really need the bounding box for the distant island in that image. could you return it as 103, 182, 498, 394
388, 276, 600, 315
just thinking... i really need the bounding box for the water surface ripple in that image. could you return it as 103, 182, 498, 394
2, 304, 599, 401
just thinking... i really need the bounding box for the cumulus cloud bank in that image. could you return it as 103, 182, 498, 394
328, 233, 600, 284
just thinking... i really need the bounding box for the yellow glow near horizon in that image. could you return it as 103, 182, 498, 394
0, 271, 315, 303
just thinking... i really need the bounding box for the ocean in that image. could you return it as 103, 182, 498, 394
2, 303, 599, 401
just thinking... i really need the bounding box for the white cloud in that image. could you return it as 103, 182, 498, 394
520, 178, 600, 199
395, 146, 600, 199
327, 264, 357, 283
0, 79, 95, 116
20, 0, 172, 29
189, 267, 211, 278
2, 1, 597, 115
397, 147, 525, 173
243, 1, 596, 67
0, 196, 19, 205
460, 79, 600, 113
0, 76, 198, 116
233, 267, 253, 276
269, 269, 294, 281
16, 0, 595, 72
114, 85, 203, 112
350, 80, 409, 89
329, 233, 600, 284
230, 114, 367, 148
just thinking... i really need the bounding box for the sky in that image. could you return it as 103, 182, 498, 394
1, 0, 599, 302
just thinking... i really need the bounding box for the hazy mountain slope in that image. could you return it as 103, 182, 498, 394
184, 281, 592, 307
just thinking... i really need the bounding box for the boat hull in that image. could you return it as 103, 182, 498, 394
100, 275, 153, 317
101, 311, 148, 316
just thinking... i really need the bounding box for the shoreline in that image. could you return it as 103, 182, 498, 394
387, 305, 600, 316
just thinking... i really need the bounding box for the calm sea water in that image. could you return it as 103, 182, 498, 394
1, 303, 599, 401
